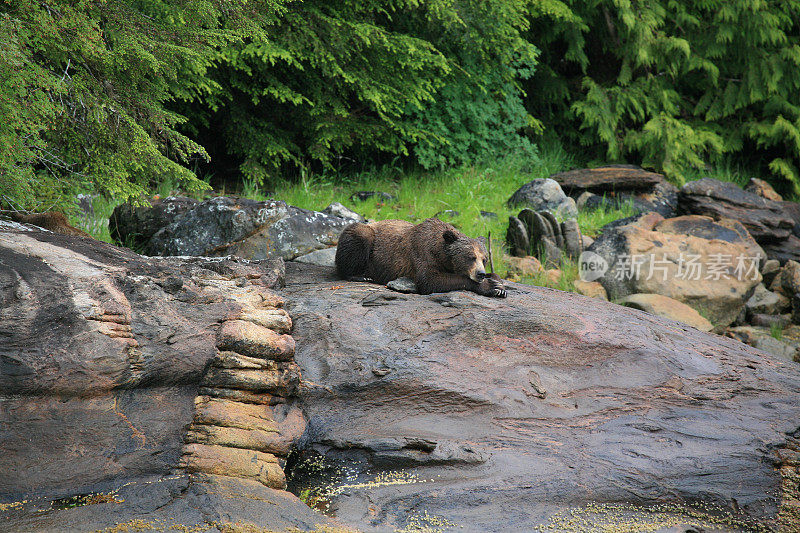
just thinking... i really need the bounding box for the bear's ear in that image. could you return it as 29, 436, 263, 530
443, 230, 458, 244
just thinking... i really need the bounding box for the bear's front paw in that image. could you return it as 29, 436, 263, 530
479, 275, 507, 298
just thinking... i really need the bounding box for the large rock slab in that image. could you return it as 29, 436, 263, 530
109, 195, 199, 250
678, 178, 795, 244
556, 166, 679, 218
588, 213, 764, 326
283, 263, 800, 532
0, 222, 326, 531
552, 164, 667, 194
119, 196, 352, 260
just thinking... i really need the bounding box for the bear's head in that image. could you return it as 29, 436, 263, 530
443, 229, 489, 282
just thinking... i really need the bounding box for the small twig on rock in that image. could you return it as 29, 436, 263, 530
487, 231, 495, 275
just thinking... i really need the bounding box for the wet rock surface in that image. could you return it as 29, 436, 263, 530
283, 262, 800, 532
0, 223, 326, 532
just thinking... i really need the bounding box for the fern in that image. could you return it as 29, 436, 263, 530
526, 0, 800, 192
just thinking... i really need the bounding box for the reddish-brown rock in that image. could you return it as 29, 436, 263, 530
284, 262, 800, 532
0, 222, 322, 532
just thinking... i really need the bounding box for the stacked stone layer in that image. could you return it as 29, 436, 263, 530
179, 281, 304, 489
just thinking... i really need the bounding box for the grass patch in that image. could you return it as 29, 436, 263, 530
576, 198, 637, 238
69, 195, 118, 244
257, 150, 583, 282
771, 322, 784, 341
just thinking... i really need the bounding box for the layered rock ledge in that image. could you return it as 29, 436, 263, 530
0, 222, 327, 532
284, 262, 800, 532
2, 223, 800, 532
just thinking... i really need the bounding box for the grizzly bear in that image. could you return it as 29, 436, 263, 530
335, 218, 506, 297
3, 211, 90, 238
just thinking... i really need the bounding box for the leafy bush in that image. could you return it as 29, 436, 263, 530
526, 0, 800, 193
1, 1, 540, 209
0, 0, 221, 211
183, 0, 539, 181
404, 0, 540, 168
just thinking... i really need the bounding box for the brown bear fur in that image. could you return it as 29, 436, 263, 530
335, 217, 506, 297
3, 211, 90, 238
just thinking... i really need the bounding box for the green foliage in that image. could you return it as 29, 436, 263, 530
0, 0, 222, 211
406, 0, 540, 168
771, 322, 784, 341
182, 0, 539, 181
526, 0, 800, 192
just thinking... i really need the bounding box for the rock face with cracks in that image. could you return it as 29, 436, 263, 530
284, 262, 800, 532
2, 223, 800, 532
0, 222, 328, 532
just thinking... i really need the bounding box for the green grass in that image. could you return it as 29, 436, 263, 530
68, 143, 638, 292
577, 198, 637, 238
683, 159, 753, 188
771, 322, 784, 341
70, 195, 117, 243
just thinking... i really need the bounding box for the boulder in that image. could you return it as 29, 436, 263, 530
678, 178, 794, 244
762, 234, 800, 265
503, 255, 544, 278
109, 195, 199, 249
323, 202, 364, 222
434, 209, 459, 219
507, 178, 578, 218
283, 262, 800, 532
770, 260, 800, 297
293, 247, 337, 267
588, 213, 764, 326
761, 258, 781, 286
551, 165, 666, 194
750, 313, 792, 329
140, 196, 352, 260
350, 191, 395, 203
746, 283, 783, 316
573, 280, 608, 300
725, 326, 799, 363
746, 178, 783, 202
505, 216, 530, 256
0, 222, 324, 531
544, 268, 561, 284
618, 293, 713, 332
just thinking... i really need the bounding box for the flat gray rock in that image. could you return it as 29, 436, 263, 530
293, 246, 337, 267
386, 277, 418, 293
283, 262, 800, 532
